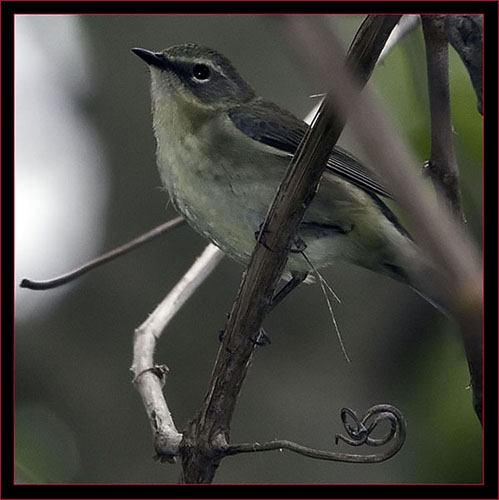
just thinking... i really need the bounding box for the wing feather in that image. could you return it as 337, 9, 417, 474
229, 98, 392, 199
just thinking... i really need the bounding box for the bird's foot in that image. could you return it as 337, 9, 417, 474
289, 234, 307, 253
254, 223, 274, 252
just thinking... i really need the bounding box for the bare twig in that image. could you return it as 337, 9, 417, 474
179, 15, 401, 484
444, 15, 483, 115
19, 217, 185, 290
224, 404, 406, 464
132, 243, 224, 461
422, 15, 464, 221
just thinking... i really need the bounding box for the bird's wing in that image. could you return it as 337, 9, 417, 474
229, 99, 392, 199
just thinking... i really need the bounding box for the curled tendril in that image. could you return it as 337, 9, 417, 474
223, 404, 407, 464
335, 404, 404, 448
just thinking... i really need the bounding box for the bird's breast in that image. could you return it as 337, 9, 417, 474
154, 114, 284, 263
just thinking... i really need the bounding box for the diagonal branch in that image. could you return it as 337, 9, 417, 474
179, 15, 402, 484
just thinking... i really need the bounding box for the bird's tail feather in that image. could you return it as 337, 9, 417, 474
390, 243, 450, 316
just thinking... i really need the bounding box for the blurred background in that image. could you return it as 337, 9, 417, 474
15, 14, 482, 484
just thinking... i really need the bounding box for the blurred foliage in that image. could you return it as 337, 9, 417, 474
15, 15, 482, 484
15, 405, 80, 483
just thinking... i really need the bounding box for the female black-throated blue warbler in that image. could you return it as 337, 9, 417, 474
132, 43, 446, 311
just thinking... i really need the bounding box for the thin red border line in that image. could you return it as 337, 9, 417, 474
10, 11, 486, 487
4, 0, 489, 2
0, 0, 3, 489
482, 10, 486, 487
8, 11, 487, 14
11, 7, 15, 488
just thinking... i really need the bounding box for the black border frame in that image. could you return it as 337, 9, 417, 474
2, 2, 497, 498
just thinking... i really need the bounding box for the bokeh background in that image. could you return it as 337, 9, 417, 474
15, 14, 483, 484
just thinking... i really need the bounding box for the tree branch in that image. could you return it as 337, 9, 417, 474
444, 15, 483, 115
19, 217, 185, 290
179, 15, 402, 484
131, 243, 224, 461
422, 15, 465, 221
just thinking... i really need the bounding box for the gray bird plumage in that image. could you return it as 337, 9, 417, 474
132, 43, 447, 312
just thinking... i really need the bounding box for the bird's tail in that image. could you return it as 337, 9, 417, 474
378, 235, 451, 315
406, 265, 450, 316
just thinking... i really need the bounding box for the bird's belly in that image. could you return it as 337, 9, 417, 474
157, 135, 358, 275
158, 139, 279, 264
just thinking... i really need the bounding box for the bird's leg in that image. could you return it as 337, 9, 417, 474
289, 234, 307, 253
219, 230, 306, 346
251, 272, 308, 345
219, 312, 271, 346
251, 328, 272, 346
254, 223, 307, 255
220, 327, 271, 346
218, 273, 307, 346
253, 226, 307, 310
254, 222, 273, 252
218, 311, 231, 343
269, 271, 308, 312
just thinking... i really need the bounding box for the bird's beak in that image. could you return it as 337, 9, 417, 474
131, 48, 169, 70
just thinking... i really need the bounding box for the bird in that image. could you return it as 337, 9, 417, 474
132, 43, 447, 312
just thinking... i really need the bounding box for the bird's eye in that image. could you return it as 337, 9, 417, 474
192, 64, 211, 81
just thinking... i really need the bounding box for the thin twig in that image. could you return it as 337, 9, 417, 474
131, 243, 224, 461
422, 15, 465, 221
444, 15, 483, 115
179, 15, 401, 484
19, 217, 185, 290
224, 404, 406, 464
